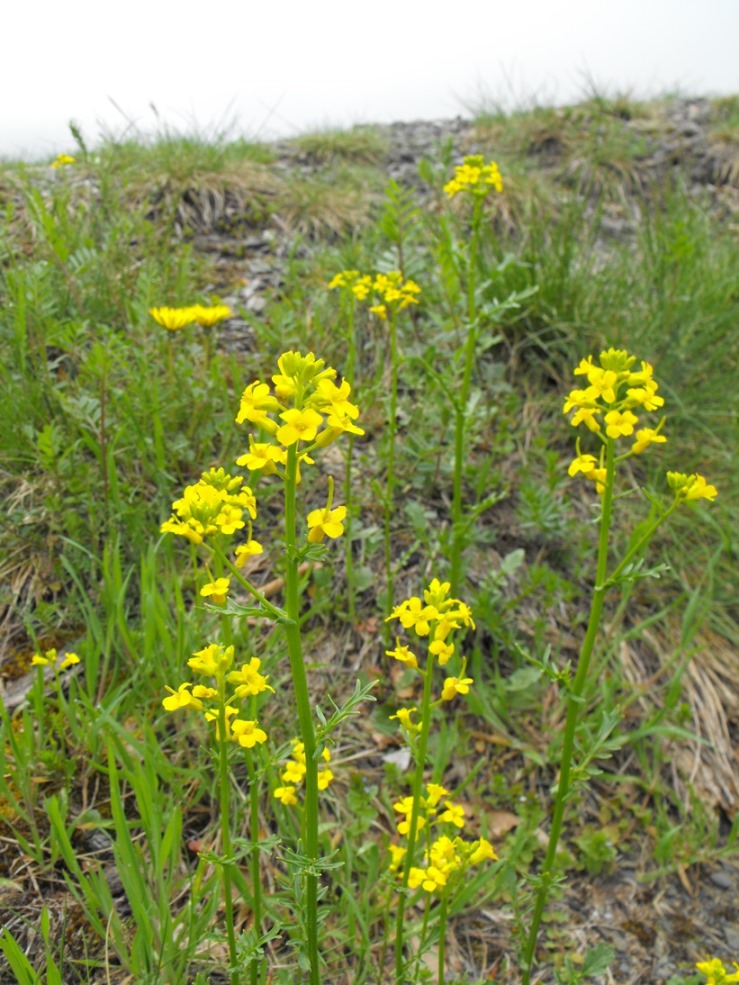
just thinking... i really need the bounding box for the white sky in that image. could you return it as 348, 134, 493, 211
3, 0, 738, 159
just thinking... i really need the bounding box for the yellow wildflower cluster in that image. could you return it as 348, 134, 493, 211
162, 643, 272, 748
160, 467, 258, 548
667, 471, 718, 503
444, 155, 503, 198
236, 350, 363, 461
696, 959, 739, 984
149, 304, 232, 331
564, 347, 666, 445
565, 348, 717, 502
51, 154, 76, 169
273, 739, 334, 806
390, 782, 496, 894
30, 648, 80, 672
386, 578, 475, 717
328, 269, 421, 322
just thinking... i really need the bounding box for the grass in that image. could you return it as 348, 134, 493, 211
0, 96, 737, 984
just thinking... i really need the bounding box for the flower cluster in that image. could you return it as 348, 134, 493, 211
160, 467, 259, 548
696, 959, 739, 985
236, 350, 363, 465
51, 154, 76, 169
30, 648, 80, 672
564, 348, 717, 502
386, 578, 475, 719
564, 348, 666, 446
390, 782, 496, 894
163, 643, 272, 748
667, 471, 718, 503
273, 739, 334, 806
328, 269, 421, 322
444, 155, 503, 198
149, 304, 233, 331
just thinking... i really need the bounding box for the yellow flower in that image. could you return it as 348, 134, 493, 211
30, 648, 80, 672
583, 367, 618, 404
390, 706, 421, 733
568, 453, 599, 478
200, 577, 230, 604
696, 958, 739, 984
424, 783, 449, 807
438, 800, 466, 828
188, 643, 234, 677
281, 759, 307, 784
393, 796, 426, 835
604, 409, 639, 439
306, 504, 347, 543
468, 837, 498, 864
235, 381, 281, 432
317, 767, 334, 790
667, 472, 718, 502
429, 638, 454, 665
149, 306, 197, 331
385, 639, 418, 669
444, 156, 503, 198
408, 864, 448, 893
570, 406, 601, 431
388, 843, 406, 872
277, 407, 324, 447
632, 427, 667, 455
234, 540, 263, 567
274, 785, 298, 806
231, 719, 268, 748
388, 597, 439, 637
162, 683, 204, 712
236, 439, 286, 474
51, 154, 76, 168
190, 304, 232, 327
228, 657, 274, 697
440, 675, 474, 701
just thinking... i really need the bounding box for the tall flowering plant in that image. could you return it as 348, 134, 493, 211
384, 579, 497, 983
160, 350, 363, 985
443, 156, 504, 594
329, 270, 421, 623
522, 348, 717, 984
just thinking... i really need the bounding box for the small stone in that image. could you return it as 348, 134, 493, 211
709, 868, 732, 890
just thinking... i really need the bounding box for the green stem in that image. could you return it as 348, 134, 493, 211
217, 680, 239, 985
385, 312, 399, 632
284, 443, 321, 985
395, 649, 436, 983
521, 439, 616, 985
449, 200, 482, 596
344, 299, 357, 623
607, 501, 678, 585
437, 895, 448, 984
245, 747, 261, 985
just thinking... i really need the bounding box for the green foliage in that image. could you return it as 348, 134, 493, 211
0, 97, 735, 985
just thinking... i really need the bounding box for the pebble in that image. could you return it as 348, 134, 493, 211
708, 869, 732, 890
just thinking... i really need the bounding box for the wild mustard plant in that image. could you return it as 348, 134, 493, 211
383, 578, 494, 983
161, 350, 363, 985
443, 156, 503, 594
327, 270, 367, 621
163, 643, 272, 984
30, 647, 80, 753
521, 348, 717, 985
330, 270, 420, 622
